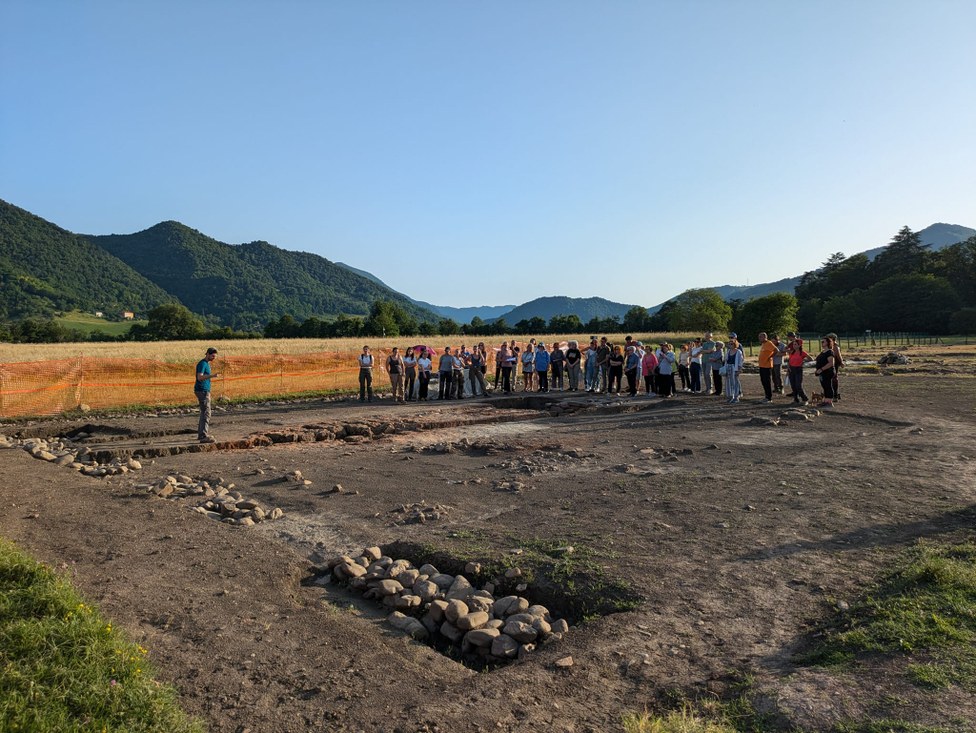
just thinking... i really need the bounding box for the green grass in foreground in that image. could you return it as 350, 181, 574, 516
797, 539, 976, 691
623, 707, 737, 733
0, 538, 204, 733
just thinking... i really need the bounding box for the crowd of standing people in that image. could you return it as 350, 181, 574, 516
350, 332, 845, 408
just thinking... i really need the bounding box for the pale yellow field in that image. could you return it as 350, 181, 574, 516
0, 333, 703, 364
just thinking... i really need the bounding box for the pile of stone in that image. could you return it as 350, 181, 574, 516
1, 435, 142, 477
143, 475, 284, 526
391, 501, 450, 525
325, 548, 569, 664
878, 352, 911, 365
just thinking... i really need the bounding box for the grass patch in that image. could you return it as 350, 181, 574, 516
623, 706, 737, 733
832, 720, 959, 733
54, 310, 147, 337
0, 538, 203, 732
385, 532, 641, 624
796, 539, 976, 690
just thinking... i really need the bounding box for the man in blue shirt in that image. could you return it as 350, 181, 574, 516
194, 347, 219, 443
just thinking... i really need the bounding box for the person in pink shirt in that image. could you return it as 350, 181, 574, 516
641, 348, 659, 396
787, 337, 814, 404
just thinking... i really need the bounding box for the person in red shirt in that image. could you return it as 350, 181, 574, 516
787, 337, 814, 404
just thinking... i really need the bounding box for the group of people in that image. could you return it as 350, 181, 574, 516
192, 332, 845, 442
351, 332, 845, 408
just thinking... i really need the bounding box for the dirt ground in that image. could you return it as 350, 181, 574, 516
2, 351, 975, 732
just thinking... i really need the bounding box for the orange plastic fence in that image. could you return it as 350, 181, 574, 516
0, 343, 569, 417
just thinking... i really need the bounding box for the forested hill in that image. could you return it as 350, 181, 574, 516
88, 223, 438, 330
494, 296, 640, 325
0, 199, 175, 320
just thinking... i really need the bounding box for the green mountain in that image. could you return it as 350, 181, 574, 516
493, 296, 640, 325
90, 222, 436, 330
0, 199, 174, 320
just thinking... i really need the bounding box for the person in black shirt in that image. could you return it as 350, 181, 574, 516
814, 338, 836, 409
565, 340, 582, 391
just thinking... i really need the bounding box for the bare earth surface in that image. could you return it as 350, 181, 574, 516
2, 355, 975, 732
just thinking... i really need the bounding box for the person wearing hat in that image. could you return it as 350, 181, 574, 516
194, 347, 219, 443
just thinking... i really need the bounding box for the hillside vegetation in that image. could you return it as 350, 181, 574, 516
91, 223, 436, 331
0, 200, 174, 320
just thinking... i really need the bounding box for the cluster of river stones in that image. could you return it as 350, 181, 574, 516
143, 474, 285, 527
0, 434, 142, 477
325, 548, 570, 664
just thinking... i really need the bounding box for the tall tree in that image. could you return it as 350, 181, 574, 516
668, 289, 732, 332
731, 292, 799, 340
871, 226, 930, 281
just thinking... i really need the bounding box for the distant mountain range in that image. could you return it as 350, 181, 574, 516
2, 198, 972, 331
334, 262, 515, 323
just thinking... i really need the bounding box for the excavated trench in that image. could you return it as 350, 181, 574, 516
306, 540, 641, 670
52, 393, 737, 464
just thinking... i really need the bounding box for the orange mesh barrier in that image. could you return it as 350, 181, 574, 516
0, 344, 572, 417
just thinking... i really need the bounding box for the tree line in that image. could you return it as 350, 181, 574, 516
3, 226, 974, 343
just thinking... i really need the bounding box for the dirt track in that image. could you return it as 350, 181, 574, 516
2, 368, 975, 732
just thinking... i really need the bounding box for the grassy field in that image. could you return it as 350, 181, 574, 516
0, 332, 705, 363
54, 310, 147, 337
1, 333, 973, 365
0, 538, 203, 732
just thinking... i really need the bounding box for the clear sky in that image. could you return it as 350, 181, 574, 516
2, 0, 974, 309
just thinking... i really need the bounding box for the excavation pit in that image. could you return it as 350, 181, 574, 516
312, 541, 641, 670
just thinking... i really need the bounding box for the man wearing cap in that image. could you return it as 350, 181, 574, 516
194, 347, 219, 444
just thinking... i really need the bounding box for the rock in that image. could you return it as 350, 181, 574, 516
518, 643, 536, 661
397, 568, 420, 587
377, 579, 404, 596
836, 600, 850, 611
466, 595, 494, 615
440, 621, 464, 643
430, 573, 455, 590
36, 450, 57, 461
419, 563, 439, 577
456, 611, 489, 631
446, 575, 474, 601
269, 507, 284, 520
428, 599, 449, 623
486, 619, 504, 630
412, 580, 438, 603
502, 620, 538, 643
554, 655, 574, 668
445, 599, 469, 624
526, 604, 550, 620
339, 562, 367, 579
504, 567, 522, 579
363, 546, 382, 561
490, 634, 519, 659
464, 561, 482, 575
126, 458, 142, 470
387, 612, 429, 640
54, 454, 76, 466
464, 628, 501, 647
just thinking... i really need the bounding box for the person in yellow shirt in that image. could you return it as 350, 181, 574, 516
757, 332, 778, 403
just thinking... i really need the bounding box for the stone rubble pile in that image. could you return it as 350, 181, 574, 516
140, 475, 285, 527
878, 352, 911, 365
0, 434, 142, 477
324, 548, 570, 664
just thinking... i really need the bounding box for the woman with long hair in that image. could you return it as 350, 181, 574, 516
814, 337, 837, 409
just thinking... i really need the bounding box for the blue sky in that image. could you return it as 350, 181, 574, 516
2, 0, 974, 309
